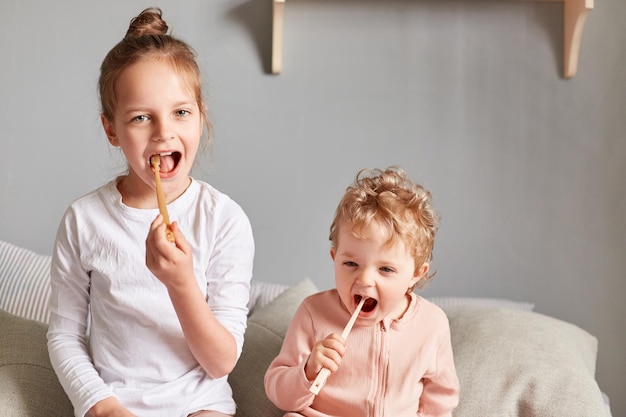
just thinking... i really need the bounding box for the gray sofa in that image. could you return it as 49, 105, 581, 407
0, 240, 612, 417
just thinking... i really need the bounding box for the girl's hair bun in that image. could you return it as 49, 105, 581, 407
125, 7, 168, 39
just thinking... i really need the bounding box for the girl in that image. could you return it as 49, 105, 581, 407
264, 167, 459, 416
47, 8, 254, 417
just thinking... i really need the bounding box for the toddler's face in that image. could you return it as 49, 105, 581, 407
331, 221, 426, 326
102, 58, 203, 205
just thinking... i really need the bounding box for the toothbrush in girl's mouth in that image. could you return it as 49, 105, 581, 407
309, 296, 367, 395
150, 155, 175, 242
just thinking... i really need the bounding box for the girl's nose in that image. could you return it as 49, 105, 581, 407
153, 118, 175, 141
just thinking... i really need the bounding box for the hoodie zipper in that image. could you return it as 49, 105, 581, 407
373, 320, 391, 416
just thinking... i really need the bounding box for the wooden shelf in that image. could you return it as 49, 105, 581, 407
271, 0, 593, 78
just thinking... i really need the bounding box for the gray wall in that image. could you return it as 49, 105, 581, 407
1, 0, 624, 414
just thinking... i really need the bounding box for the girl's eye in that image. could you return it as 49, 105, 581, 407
176, 109, 190, 117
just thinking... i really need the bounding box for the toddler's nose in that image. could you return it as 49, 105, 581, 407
355, 268, 376, 287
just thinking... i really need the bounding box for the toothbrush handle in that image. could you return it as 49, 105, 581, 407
309, 297, 366, 395
309, 368, 331, 395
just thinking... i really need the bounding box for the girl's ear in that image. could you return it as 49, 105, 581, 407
101, 114, 119, 146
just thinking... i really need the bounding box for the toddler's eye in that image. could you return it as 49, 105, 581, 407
380, 266, 395, 273
133, 115, 149, 123
343, 261, 358, 268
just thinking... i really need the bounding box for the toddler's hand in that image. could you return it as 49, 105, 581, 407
305, 333, 346, 381
145, 215, 194, 291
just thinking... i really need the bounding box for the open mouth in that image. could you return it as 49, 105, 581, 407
355, 294, 378, 313
149, 152, 181, 174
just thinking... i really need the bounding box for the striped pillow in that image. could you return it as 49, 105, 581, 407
427, 296, 535, 311
0, 240, 293, 324
0, 241, 51, 323
247, 281, 289, 316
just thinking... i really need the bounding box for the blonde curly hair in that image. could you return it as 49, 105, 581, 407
329, 166, 440, 289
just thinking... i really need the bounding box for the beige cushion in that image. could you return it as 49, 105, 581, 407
230, 278, 318, 417
445, 306, 607, 417
0, 309, 73, 417
0, 273, 607, 417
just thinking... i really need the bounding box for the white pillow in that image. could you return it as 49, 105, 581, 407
0, 241, 51, 323
248, 280, 289, 315
427, 295, 534, 311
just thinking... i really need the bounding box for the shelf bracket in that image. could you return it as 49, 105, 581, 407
562, 0, 594, 78
270, 0, 594, 78
272, 0, 285, 74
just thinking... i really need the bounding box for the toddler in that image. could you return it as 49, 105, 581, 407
264, 167, 459, 417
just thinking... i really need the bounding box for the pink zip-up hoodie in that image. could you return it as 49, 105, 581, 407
264, 289, 459, 417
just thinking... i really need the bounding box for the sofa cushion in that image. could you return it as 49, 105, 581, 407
229, 278, 318, 417
445, 306, 607, 417
0, 309, 73, 417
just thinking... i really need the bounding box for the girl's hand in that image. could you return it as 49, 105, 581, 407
304, 333, 347, 381
87, 397, 137, 417
145, 215, 194, 291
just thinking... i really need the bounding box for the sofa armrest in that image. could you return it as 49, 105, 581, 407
0, 309, 73, 417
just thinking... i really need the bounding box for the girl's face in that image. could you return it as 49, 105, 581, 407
331, 221, 428, 326
102, 58, 203, 207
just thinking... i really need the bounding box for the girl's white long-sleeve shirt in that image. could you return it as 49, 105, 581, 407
47, 179, 254, 417
264, 290, 459, 417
